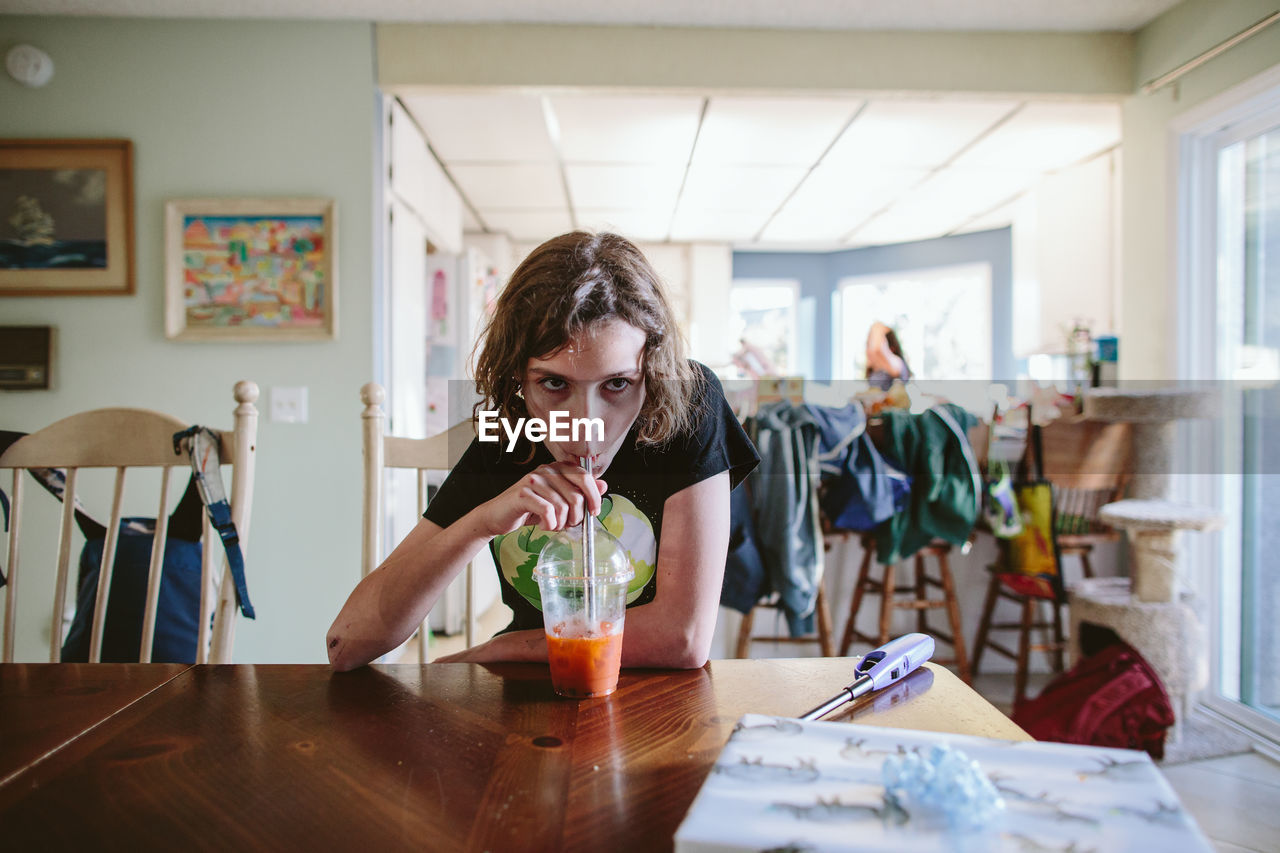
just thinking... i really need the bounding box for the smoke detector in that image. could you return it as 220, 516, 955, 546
6, 44, 54, 88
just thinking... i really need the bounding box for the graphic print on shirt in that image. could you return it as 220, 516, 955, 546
492, 493, 657, 610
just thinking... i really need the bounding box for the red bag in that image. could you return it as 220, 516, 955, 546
1012, 640, 1175, 759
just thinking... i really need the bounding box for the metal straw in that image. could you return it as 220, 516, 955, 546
580, 456, 597, 625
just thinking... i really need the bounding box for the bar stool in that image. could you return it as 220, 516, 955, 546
836, 533, 971, 682
734, 581, 834, 658
970, 568, 1064, 707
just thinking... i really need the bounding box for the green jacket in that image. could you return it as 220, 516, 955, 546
873, 403, 981, 563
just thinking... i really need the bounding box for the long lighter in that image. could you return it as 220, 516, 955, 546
799, 633, 936, 721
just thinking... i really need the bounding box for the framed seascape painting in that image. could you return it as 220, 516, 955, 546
0, 139, 134, 296
165, 198, 337, 341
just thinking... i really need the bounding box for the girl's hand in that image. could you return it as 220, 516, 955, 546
476, 461, 607, 536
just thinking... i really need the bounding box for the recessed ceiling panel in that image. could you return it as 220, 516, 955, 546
824, 98, 1020, 170
785, 162, 928, 219
565, 164, 685, 210
679, 165, 808, 213
693, 96, 861, 166
577, 209, 672, 242
549, 94, 703, 163
845, 208, 961, 247
450, 163, 566, 209
399, 92, 557, 163
669, 207, 773, 243
949, 101, 1121, 172
846, 167, 1040, 245
479, 210, 575, 243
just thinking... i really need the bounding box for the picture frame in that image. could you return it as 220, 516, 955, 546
0, 139, 135, 296
165, 197, 337, 341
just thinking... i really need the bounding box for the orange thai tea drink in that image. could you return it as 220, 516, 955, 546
545, 619, 625, 698
534, 519, 633, 698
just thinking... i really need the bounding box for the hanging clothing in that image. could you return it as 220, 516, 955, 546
722, 401, 824, 636
871, 403, 982, 564
805, 402, 911, 532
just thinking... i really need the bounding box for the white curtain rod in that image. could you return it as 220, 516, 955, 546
1141, 10, 1280, 95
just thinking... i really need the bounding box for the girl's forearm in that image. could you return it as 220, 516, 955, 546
327, 509, 494, 670
437, 628, 548, 663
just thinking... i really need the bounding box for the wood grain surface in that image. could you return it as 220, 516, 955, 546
0, 663, 190, 786
0, 659, 1026, 850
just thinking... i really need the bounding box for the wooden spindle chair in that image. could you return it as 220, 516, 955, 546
361, 382, 478, 663
0, 381, 258, 663
971, 416, 1132, 705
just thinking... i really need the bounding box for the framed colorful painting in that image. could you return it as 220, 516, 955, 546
165, 198, 337, 341
0, 139, 134, 296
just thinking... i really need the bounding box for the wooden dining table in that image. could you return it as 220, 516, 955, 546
0, 658, 1027, 850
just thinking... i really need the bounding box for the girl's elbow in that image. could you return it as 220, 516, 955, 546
663, 628, 712, 669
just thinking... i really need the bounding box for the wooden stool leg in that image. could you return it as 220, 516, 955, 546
735, 608, 755, 659
971, 572, 1000, 677
877, 561, 896, 645
1014, 597, 1034, 706
937, 551, 971, 684
839, 545, 873, 656
1080, 549, 1094, 579
1051, 599, 1066, 672
913, 554, 928, 633
816, 583, 834, 657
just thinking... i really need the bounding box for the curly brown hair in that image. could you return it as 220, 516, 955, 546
472, 231, 702, 446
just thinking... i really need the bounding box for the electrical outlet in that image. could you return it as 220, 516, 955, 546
270, 386, 308, 424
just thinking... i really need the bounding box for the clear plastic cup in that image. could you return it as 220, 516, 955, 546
533, 558, 633, 698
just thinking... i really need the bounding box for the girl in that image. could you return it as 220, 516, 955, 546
327, 232, 758, 671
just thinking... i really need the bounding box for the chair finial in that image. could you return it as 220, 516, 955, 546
234, 381, 260, 404
361, 382, 385, 407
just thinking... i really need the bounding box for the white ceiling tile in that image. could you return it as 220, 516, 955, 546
950, 101, 1121, 172
957, 203, 1018, 234
577, 209, 672, 242
480, 210, 575, 243
693, 96, 861, 166
781, 162, 928, 221
845, 209, 959, 247
669, 207, 772, 243
450, 163, 567, 209
462, 204, 483, 232
845, 167, 1040, 245
824, 98, 1020, 169
565, 164, 685, 210
549, 94, 703, 163
399, 92, 557, 163
679, 165, 808, 213
757, 211, 854, 244
907, 167, 1042, 212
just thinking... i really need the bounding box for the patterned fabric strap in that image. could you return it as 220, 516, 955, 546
173, 426, 255, 619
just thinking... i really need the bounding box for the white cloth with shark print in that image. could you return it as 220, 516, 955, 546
675, 714, 1212, 852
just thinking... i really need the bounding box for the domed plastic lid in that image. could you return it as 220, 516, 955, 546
534, 517, 633, 583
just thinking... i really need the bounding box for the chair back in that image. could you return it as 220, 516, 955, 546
1035, 416, 1133, 540
361, 382, 476, 662
0, 381, 258, 663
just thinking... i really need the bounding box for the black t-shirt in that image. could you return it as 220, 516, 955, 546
423, 361, 760, 633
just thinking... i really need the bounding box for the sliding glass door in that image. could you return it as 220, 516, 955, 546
1181, 75, 1280, 744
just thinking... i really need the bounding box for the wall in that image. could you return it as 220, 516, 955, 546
378, 24, 1131, 95
1122, 0, 1280, 378
0, 17, 377, 662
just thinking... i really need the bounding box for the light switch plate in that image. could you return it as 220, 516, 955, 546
270, 386, 308, 424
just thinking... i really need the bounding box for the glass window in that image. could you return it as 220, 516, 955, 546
837, 263, 992, 381
728, 279, 799, 376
